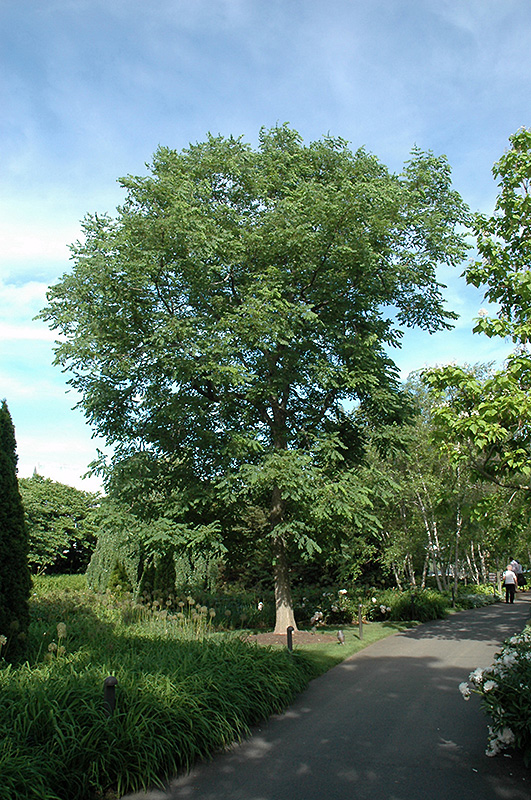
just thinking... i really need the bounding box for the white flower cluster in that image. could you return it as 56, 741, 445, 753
486, 726, 516, 757
469, 667, 485, 686
459, 626, 531, 758
459, 669, 499, 701
310, 610, 324, 626
458, 682, 471, 700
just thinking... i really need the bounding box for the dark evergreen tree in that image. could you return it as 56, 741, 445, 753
0, 401, 31, 663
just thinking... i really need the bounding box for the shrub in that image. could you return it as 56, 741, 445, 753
459, 625, 531, 762
292, 586, 357, 627
349, 588, 447, 623
19, 474, 99, 574
455, 590, 498, 609
291, 585, 449, 628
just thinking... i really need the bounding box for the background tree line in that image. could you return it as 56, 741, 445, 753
18, 366, 531, 597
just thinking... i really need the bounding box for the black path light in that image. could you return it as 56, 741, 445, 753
286, 626, 294, 652
103, 675, 118, 717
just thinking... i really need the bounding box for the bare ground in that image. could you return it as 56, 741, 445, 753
245, 629, 333, 646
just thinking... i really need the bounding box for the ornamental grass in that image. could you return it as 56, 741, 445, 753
0, 577, 317, 800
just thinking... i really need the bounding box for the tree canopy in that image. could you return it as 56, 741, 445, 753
19, 474, 99, 574
425, 128, 531, 491
41, 125, 469, 630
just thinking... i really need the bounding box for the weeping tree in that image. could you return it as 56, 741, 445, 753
41, 125, 469, 632
0, 401, 31, 662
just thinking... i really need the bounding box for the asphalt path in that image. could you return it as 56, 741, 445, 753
123, 595, 531, 800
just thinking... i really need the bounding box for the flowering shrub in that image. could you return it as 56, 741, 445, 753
293, 586, 449, 627
294, 587, 359, 626
362, 588, 447, 623
458, 625, 531, 762
455, 584, 499, 610
364, 596, 392, 622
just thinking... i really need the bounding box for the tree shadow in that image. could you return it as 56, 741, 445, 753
154, 651, 530, 800
131, 600, 531, 800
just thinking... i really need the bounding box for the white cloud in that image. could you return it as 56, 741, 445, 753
0, 279, 49, 305
0, 371, 66, 400
16, 422, 108, 493
0, 218, 75, 269
432, 0, 520, 35
0, 322, 56, 342
0, 279, 57, 343
18, 454, 104, 493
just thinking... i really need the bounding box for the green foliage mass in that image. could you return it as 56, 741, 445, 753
19, 474, 100, 574
0, 401, 31, 663
85, 499, 224, 597
40, 125, 470, 630
1, 575, 519, 798
424, 128, 531, 493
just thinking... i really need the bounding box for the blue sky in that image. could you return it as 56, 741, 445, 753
1, 0, 529, 492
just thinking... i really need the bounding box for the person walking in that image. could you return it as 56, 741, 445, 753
503, 564, 517, 603
510, 558, 525, 590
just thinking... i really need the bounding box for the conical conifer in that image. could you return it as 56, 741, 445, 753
0, 401, 31, 662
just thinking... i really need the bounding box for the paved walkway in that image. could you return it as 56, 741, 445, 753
123, 595, 531, 800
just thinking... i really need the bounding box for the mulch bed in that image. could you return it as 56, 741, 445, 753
245, 630, 333, 646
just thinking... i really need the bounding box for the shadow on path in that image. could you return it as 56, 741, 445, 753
123, 596, 531, 800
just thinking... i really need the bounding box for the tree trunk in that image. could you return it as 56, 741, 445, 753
420, 554, 429, 589
406, 553, 417, 588
453, 505, 462, 595
478, 544, 487, 583
272, 535, 298, 633
466, 551, 479, 584
468, 542, 480, 584
269, 484, 297, 634
416, 490, 443, 591
393, 563, 403, 591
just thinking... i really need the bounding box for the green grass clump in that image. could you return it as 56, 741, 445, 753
287, 622, 415, 674
385, 588, 448, 622
0, 577, 318, 800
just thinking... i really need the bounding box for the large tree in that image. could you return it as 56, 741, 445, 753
41, 126, 469, 631
0, 401, 31, 662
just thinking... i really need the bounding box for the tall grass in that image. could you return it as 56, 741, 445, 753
0, 577, 317, 800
